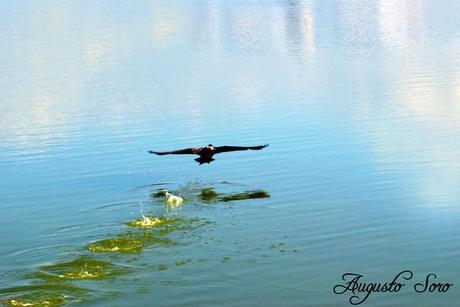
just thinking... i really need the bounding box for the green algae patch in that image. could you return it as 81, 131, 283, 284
86, 237, 144, 253
34, 257, 132, 281
220, 190, 270, 202
3, 295, 65, 307
87, 216, 210, 254
0, 284, 89, 307
135, 231, 177, 248
157, 217, 212, 237
86, 228, 179, 254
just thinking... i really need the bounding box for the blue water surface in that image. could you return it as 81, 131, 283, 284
1, 1, 460, 306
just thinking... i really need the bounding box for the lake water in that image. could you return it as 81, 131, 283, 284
1, 1, 460, 306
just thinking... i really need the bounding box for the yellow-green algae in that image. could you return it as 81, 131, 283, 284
86, 237, 144, 253
86, 228, 178, 254
127, 230, 175, 247
3, 295, 65, 307
0, 284, 88, 307
34, 257, 132, 281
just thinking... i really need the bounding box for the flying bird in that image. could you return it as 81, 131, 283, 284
149, 144, 269, 164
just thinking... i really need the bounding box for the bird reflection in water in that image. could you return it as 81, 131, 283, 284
151, 184, 270, 204
200, 188, 270, 203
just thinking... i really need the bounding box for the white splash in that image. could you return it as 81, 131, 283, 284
164, 191, 183, 208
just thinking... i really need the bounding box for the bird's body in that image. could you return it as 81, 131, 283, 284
149, 144, 268, 164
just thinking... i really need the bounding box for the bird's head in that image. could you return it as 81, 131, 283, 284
207, 144, 214, 149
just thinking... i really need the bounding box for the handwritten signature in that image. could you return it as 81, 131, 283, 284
333, 270, 453, 305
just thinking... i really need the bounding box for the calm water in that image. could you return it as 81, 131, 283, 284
1, 1, 460, 306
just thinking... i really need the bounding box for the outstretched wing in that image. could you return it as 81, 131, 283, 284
149, 148, 197, 155
215, 144, 269, 154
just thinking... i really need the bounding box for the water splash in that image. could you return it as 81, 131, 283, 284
164, 192, 183, 208
127, 215, 169, 228
151, 190, 184, 209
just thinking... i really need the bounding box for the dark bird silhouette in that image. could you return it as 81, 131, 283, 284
149, 144, 269, 164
